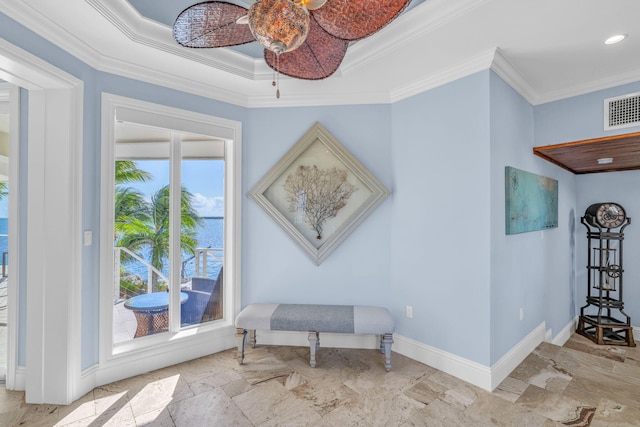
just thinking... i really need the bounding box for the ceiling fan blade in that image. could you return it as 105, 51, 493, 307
311, 0, 410, 41
264, 17, 348, 80
173, 1, 255, 48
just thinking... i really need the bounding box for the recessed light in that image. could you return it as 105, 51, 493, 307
605, 34, 627, 45
597, 157, 613, 165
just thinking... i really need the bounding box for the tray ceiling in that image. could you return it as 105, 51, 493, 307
1, 0, 640, 107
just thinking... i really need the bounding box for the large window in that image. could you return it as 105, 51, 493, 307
101, 95, 240, 361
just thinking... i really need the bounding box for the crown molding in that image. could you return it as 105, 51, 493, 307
0, 1, 104, 69
95, 54, 252, 107
489, 48, 539, 105
390, 48, 496, 103
86, 0, 258, 80
533, 69, 640, 106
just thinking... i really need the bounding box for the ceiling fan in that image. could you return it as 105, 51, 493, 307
173, 0, 411, 97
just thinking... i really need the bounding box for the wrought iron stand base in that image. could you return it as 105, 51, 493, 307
577, 315, 636, 347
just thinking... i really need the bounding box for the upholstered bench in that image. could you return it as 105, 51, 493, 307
235, 303, 395, 371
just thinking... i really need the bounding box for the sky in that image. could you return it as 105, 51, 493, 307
126, 159, 225, 218
0, 159, 225, 219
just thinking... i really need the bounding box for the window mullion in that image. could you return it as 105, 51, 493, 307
169, 132, 182, 331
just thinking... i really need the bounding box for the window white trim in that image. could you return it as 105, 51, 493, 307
98, 93, 242, 386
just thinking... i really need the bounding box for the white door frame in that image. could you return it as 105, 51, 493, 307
0, 82, 19, 386
0, 39, 84, 404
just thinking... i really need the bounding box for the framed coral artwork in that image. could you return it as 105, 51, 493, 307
249, 122, 390, 264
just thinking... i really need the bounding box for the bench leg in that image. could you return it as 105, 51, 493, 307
308, 331, 319, 368
249, 329, 257, 348
382, 333, 394, 372
235, 328, 247, 364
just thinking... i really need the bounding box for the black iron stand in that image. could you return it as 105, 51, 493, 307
577, 215, 635, 347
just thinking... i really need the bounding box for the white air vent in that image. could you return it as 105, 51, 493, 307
605, 92, 640, 130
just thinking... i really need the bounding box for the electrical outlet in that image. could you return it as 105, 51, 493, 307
519, 307, 524, 321
406, 305, 413, 318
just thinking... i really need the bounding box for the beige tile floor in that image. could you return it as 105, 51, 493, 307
0, 332, 639, 426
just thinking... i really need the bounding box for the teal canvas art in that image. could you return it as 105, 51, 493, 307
505, 166, 558, 235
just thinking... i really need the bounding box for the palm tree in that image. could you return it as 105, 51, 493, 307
115, 160, 152, 185
0, 182, 7, 201
114, 160, 151, 235
114, 161, 152, 278
117, 185, 203, 292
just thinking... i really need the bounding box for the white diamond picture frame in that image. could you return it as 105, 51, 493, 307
249, 122, 390, 265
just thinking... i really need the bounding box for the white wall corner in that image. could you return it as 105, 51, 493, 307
489, 322, 546, 391
544, 328, 553, 343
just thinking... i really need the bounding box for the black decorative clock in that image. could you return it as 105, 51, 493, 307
585, 202, 626, 228
577, 203, 635, 346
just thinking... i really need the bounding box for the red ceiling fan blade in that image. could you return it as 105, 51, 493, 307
311, 0, 410, 41
173, 1, 255, 48
264, 17, 349, 80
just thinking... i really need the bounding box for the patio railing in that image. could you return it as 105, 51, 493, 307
193, 247, 223, 278
114, 247, 223, 303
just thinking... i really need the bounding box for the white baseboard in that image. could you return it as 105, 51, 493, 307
551, 316, 578, 346
489, 322, 546, 390
392, 334, 492, 391
11, 366, 26, 391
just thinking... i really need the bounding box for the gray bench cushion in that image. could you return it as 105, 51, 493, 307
235, 303, 394, 334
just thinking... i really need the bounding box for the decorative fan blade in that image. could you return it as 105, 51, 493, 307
264, 16, 349, 80
311, 0, 410, 41
173, 1, 255, 48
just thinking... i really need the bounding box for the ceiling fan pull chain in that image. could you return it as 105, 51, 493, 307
275, 53, 281, 99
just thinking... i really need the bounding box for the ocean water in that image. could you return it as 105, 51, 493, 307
121, 217, 223, 281
0, 218, 7, 256
0, 217, 223, 280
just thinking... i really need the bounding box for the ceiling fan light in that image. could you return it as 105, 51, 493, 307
248, 0, 310, 54
295, 0, 328, 11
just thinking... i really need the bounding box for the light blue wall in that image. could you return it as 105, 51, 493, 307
243, 106, 393, 307
490, 72, 577, 364
534, 81, 640, 146
390, 71, 492, 365
535, 82, 640, 331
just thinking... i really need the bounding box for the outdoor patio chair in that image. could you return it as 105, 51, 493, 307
180, 267, 223, 326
